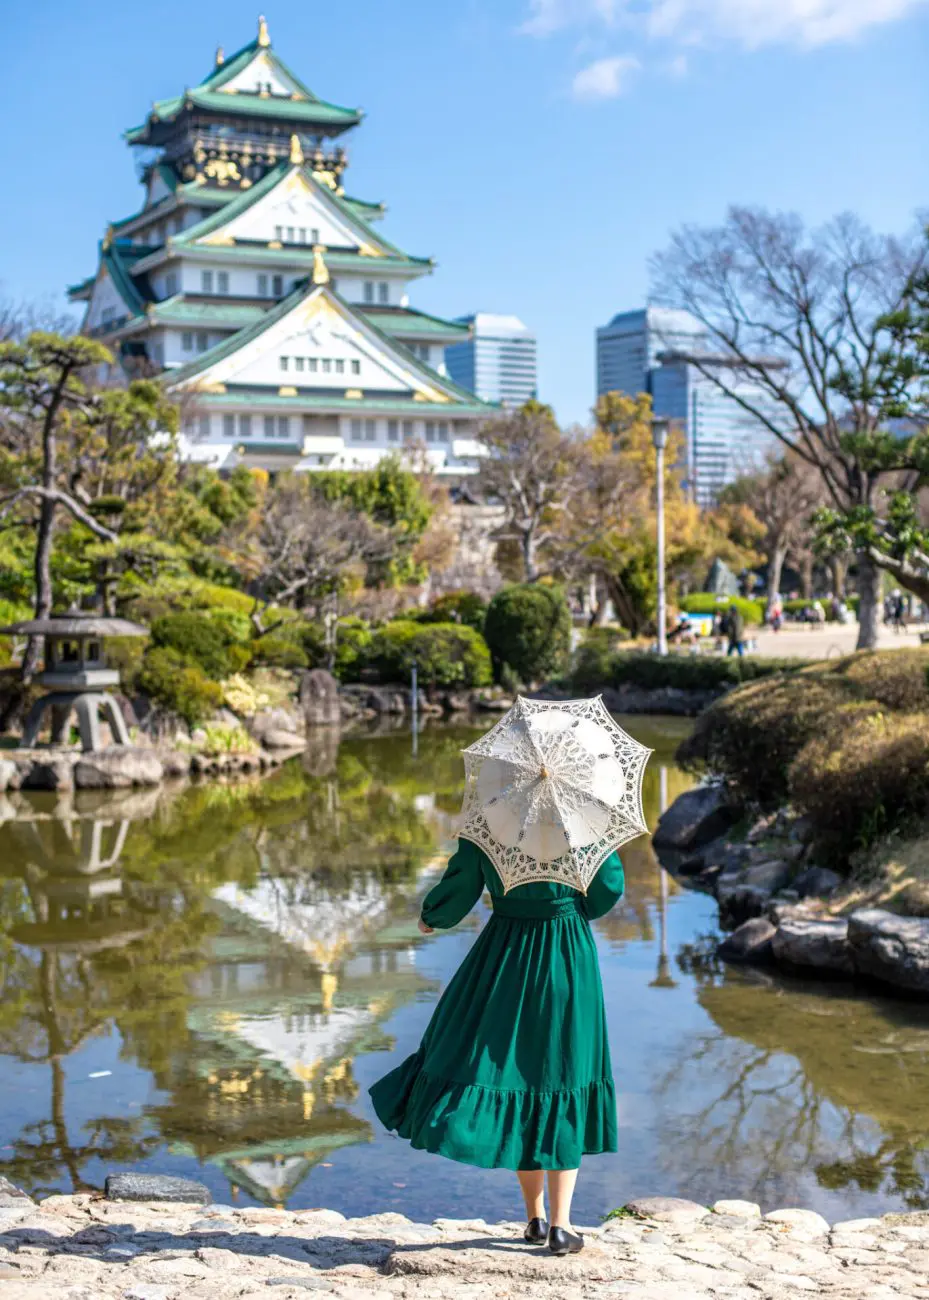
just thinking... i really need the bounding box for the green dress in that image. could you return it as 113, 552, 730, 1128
369, 838, 624, 1171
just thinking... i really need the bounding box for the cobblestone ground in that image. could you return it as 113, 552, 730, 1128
2, 1195, 929, 1300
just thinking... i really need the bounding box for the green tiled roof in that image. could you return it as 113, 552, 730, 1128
344, 196, 386, 222
193, 391, 489, 417
137, 241, 432, 277
363, 308, 470, 341
149, 297, 265, 328
165, 280, 490, 413
175, 161, 409, 261
111, 180, 232, 235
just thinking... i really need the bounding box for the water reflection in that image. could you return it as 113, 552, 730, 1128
4, 717, 929, 1221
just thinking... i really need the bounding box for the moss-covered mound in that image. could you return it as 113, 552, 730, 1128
679, 648, 929, 863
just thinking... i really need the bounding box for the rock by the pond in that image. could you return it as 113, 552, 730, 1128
771, 917, 854, 976
848, 908, 929, 994
74, 746, 164, 790
716, 916, 776, 964
625, 1196, 709, 1224
260, 729, 307, 751
20, 755, 75, 791
792, 865, 844, 898
0, 1176, 31, 1207
159, 748, 191, 779
653, 785, 739, 851
712, 1199, 761, 1218
300, 668, 341, 727
739, 858, 794, 893
105, 1173, 210, 1204
763, 1207, 830, 1235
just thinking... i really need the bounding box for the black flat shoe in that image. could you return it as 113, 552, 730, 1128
524, 1216, 549, 1244
548, 1226, 584, 1256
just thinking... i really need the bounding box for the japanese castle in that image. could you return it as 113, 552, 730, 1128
69, 17, 490, 475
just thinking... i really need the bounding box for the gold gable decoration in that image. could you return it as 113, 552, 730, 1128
312, 245, 330, 286
289, 134, 304, 166
257, 14, 271, 46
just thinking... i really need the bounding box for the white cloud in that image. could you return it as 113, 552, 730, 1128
522, 0, 928, 46
667, 53, 688, 75
520, 0, 619, 37
571, 54, 641, 98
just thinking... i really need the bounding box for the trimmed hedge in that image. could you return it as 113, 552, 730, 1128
420, 591, 488, 634
575, 651, 813, 695
484, 584, 572, 686
150, 613, 250, 680
790, 712, 929, 859
137, 647, 223, 727
822, 650, 929, 712
301, 616, 373, 681
681, 594, 766, 625
365, 620, 492, 689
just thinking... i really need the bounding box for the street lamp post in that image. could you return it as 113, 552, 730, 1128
652, 418, 671, 657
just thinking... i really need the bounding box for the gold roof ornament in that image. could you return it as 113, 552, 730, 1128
312, 244, 330, 286
257, 14, 270, 46
289, 133, 304, 166
215, 45, 224, 66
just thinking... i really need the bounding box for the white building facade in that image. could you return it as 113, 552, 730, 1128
69, 18, 491, 476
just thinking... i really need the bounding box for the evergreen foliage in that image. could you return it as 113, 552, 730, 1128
484, 583, 572, 686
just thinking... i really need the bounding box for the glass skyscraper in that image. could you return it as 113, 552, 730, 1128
596, 306, 783, 506
445, 313, 537, 407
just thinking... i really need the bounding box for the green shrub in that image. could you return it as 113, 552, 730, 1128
569, 628, 628, 693
423, 591, 488, 634
680, 594, 766, 625
823, 650, 929, 713
790, 711, 929, 859
609, 652, 812, 693
366, 620, 492, 689
249, 633, 309, 670
150, 613, 247, 680
484, 584, 572, 686
678, 673, 868, 806
301, 616, 373, 681
137, 647, 223, 727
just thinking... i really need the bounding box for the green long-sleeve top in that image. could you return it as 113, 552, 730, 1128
421, 838, 625, 930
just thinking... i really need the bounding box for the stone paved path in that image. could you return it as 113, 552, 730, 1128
3, 1194, 929, 1299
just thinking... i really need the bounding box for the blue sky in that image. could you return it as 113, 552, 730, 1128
2, 0, 927, 424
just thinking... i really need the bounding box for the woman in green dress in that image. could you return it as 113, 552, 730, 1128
369, 835, 624, 1256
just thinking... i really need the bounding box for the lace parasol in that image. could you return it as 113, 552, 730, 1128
458, 695, 653, 894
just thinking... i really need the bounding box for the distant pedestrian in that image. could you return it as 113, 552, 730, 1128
725, 603, 745, 658
891, 589, 907, 633
770, 597, 783, 633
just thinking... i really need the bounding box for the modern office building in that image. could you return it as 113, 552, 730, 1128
68, 17, 491, 476
445, 313, 537, 407
596, 306, 783, 505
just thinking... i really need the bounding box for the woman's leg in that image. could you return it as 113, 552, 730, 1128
517, 1170, 546, 1221
547, 1168, 578, 1229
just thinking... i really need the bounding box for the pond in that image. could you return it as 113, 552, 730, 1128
2, 716, 929, 1226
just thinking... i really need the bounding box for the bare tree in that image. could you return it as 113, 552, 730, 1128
719, 452, 825, 610
222, 476, 395, 635
652, 209, 929, 648
474, 401, 583, 582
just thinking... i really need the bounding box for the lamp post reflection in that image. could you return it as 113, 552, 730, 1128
650, 765, 678, 989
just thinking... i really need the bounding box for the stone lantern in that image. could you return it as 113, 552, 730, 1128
0, 611, 148, 752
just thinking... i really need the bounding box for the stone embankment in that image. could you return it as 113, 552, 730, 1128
655, 786, 929, 996
3, 1177, 929, 1300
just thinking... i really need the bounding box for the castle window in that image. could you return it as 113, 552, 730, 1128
280, 356, 289, 371
201, 270, 213, 293
363, 281, 375, 304
196, 331, 209, 352
378, 282, 389, 304
437, 421, 449, 443
223, 414, 235, 438
272, 274, 284, 296
322, 359, 331, 374
311, 227, 320, 244
239, 414, 251, 437
298, 227, 307, 243
403, 420, 415, 442
165, 272, 178, 297
295, 357, 305, 372
335, 359, 345, 374
286, 226, 295, 242
425, 421, 436, 443
217, 271, 229, 294
387, 419, 399, 442
364, 420, 377, 442
264, 415, 275, 438
277, 417, 289, 438
182, 331, 193, 352
351, 359, 361, 375
350, 419, 363, 442
308, 358, 318, 372
274, 225, 283, 241
257, 273, 269, 297
198, 415, 210, 439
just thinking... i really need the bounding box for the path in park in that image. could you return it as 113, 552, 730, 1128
748, 624, 926, 659
3, 1192, 929, 1300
